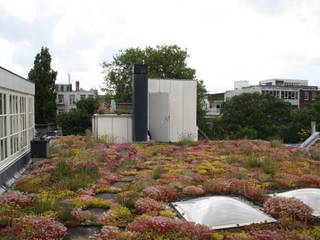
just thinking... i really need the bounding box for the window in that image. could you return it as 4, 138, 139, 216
312, 91, 317, 101
0, 91, 34, 163
0, 93, 8, 161
88, 95, 94, 98
69, 95, 76, 104
80, 95, 86, 100
171, 196, 276, 230
273, 188, 320, 216
58, 95, 64, 103
304, 92, 310, 100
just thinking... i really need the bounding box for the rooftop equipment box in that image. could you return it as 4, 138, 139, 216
148, 79, 198, 142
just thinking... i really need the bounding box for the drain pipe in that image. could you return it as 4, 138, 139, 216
311, 121, 316, 135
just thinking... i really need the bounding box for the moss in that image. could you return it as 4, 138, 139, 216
159, 210, 175, 218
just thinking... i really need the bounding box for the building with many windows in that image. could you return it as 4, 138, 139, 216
205, 93, 224, 119
224, 79, 319, 109
0, 66, 35, 188
55, 81, 98, 114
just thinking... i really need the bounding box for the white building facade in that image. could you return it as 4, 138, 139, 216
225, 79, 316, 109
0, 66, 35, 186
56, 81, 98, 114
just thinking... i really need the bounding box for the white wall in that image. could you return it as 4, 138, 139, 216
92, 114, 132, 143
148, 79, 198, 142
0, 67, 34, 95
0, 67, 35, 172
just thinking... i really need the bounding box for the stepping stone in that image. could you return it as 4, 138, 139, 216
85, 207, 107, 215
96, 192, 115, 200
112, 182, 130, 188
66, 226, 100, 240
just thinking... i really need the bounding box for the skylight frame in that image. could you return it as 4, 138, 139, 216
171, 196, 277, 230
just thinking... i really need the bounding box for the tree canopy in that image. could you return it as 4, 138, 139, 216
215, 93, 291, 140
28, 47, 57, 124
76, 97, 100, 115
102, 44, 207, 130
102, 45, 197, 102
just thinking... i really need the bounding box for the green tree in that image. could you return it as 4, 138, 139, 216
283, 97, 320, 143
28, 47, 57, 124
197, 80, 208, 131
102, 44, 207, 129
282, 108, 315, 143
215, 93, 291, 140
76, 97, 100, 115
57, 110, 91, 135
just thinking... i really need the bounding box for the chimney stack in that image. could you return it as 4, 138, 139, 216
76, 81, 80, 91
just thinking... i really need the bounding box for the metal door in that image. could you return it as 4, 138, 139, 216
149, 93, 169, 142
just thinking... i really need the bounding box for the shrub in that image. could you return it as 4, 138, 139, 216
135, 197, 163, 214
57, 110, 91, 135
126, 216, 212, 240
182, 185, 205, 196
143, 185, 178, 202
263, 197, 313, 223
9, 216, 67, 240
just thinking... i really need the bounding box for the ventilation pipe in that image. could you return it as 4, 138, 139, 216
132, 64, 148, 142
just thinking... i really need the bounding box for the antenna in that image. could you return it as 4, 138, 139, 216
68, 73, 71, 84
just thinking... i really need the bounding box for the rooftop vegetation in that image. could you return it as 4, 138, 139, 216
1, 136, 320, 239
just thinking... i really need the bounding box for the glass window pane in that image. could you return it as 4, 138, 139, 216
171, 196, 276, 230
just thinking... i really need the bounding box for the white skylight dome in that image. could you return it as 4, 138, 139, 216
273, 188, 320, 216
171, 196, 276, 230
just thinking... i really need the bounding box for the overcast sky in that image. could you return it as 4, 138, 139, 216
0, 0, 320, 93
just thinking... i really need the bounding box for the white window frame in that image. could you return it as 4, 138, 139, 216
0, 88, 34, 164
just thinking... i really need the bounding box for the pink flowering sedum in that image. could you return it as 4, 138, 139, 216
263, 197, 313, 222
127, 216, 212, 239
143, 184, 178, 202
183, 185, 205, 196
0, 191, 35, 208
135, 197, 163, 213
10, 216, 67, 240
